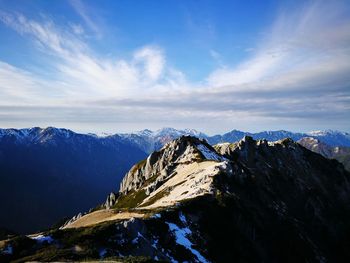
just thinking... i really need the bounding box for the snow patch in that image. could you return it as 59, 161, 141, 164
31, 234, 54, 244
166, 221, 209, 263
179, 213, 187, 224
132, 231, 145, 244
197, 144, 225, 161
152, 213, 161, 219
152, 237, 159, 249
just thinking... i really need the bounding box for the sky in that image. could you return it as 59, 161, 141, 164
0, 0, 349, 135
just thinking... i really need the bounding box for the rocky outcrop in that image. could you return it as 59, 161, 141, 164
101, 136, 228, 209
119, 136, 216, 194
104, 192, 119, 209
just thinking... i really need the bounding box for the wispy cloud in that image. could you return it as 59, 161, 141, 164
207, 1, 350, 91
68, 0, 101, 37
0, 11, 185, 99
0, 1, 349, 133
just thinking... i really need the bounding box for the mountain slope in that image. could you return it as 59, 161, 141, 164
0, 127, 147, 234
1, 126, 349, 234
2, 136, 350, 263
298, 137, 350, 171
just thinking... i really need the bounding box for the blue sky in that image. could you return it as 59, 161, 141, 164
0, 0, 349, 134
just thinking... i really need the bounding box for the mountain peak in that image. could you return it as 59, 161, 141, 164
308, 129, 349, 136
105, 135, 314, 212
136, 129, 154, 136
88, 135, 228, 211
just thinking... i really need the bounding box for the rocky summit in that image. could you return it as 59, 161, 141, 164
1, 135, 350, 263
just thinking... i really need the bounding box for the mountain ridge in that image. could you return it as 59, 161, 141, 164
2, 135, 350, 262
2, 126, 349, 148
1, 126, 350, 234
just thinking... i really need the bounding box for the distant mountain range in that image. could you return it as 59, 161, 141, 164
0, 126, 349, 234
119, 127, 350, 153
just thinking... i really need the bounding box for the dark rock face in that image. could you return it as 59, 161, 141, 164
109, 137, 350, 262
212, 137, 350, 262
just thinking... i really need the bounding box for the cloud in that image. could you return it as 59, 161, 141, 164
134, 46, 165, 81
70, 23, 84, 35
207, 1, 350, 91
0, 11, 178, 99
0, 1, 349, 133
68, 0, 101, 37
209, 49, 224, 66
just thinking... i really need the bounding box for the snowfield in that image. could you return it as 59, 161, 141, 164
197, 144, 226, 161
140, 160, 229, 209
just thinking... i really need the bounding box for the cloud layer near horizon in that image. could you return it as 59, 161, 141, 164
0, 1, 349, 133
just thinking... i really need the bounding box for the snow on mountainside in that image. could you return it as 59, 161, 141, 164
1, 127, 349, 150
118, 127, 208, 153
306, 130, 350, 146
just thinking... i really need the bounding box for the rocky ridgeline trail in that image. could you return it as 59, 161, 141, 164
1, 135, 350, 262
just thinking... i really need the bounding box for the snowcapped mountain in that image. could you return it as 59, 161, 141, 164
306, 130, 350, 146
118, 127, 350, 153
6, 135, 350, 262
118, 127, 207, 153
0, 127, 74, 143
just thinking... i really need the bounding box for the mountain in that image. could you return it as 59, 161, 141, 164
0, 127, 147, 234
298, 137, 350, 171
119, 128, 350, 153
2, 136, 349, 262
1, 126, 349, 235
118, 127, 207, 153
208, 129, 350, 146
306, 130, 350, 147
